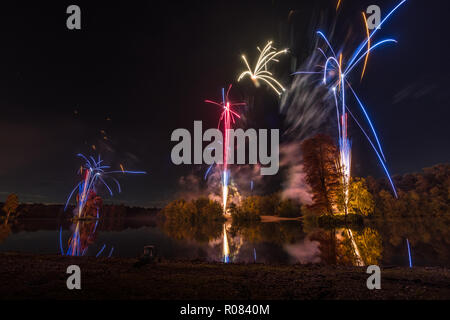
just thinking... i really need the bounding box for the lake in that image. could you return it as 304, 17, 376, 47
0, 216, 449, 267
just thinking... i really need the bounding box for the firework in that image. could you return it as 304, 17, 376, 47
205, 85, 245, 213
360, 12, 371, 81
238, 41, 288, 96
65, 154, 146, 218
294, 0, 406, 207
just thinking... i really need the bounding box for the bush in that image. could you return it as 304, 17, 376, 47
161, 198, 224, 223
160, 198, 224, 243
229, 202, 261, 223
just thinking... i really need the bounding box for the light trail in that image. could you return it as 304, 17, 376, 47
238, 41, 288, 96
361, 12, 371, 81
65, 154, 146, 219
293, 0, 406, 203
205, 85, 245, 213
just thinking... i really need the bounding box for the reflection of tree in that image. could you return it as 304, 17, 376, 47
2, 193, 19, 224
160, 198, 224, 243
229, 221, 303, 245
65, 221, 99, 256
309, 226, 383, 266
352, 227, 382, 265
0, 223, 11, 244
370, 216, 450, 266
162, 219, 223, 243
310, 229, 338, 264
229, 220, 262, 243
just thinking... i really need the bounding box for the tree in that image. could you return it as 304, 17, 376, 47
238, 196, 262, 216
3, 193, 19, 224
337, 178, 375, 216
301, 134, 340, 215
232, 196, 262, 222
368, 164, 449, 218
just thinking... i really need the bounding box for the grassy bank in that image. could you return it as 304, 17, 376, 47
0, 252, 449, 300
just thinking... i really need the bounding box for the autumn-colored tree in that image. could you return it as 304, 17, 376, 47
301, 134, 340, 215
2, 193, 19, 224
161, 198, 223, 242
368, 164, 449, 218
232, 196, 262, 222
239, 196, 262, 216
337, 177, 375, 216
162, 198, 223, 223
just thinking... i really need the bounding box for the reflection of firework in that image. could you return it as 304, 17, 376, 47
294, 0, 406, 204
238, 41, 288, 96
59, 221, 114, 257
205, 85, 245, 213
346, 228, 364, 266
406, 238, 413, 268
65, 154, 146, 218
223, 224, 230, 263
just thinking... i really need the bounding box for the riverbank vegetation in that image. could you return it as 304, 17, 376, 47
159, 198, 225, 242
228, 194, 302, 223
299, 134, 449, 225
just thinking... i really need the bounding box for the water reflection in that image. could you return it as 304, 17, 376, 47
307, 227, 382, 266
0, 216, 449, 267
0, 223, 12, 245
59, 220, 113, 257
222, 223, 230, 263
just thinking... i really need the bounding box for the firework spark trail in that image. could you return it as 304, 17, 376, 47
65, 154, 146, 218
205, 85, 245, 213
294, 0, 406, 202
360, 12, 371, 81
238, 41, 288, 96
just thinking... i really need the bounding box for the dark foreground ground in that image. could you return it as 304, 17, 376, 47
0, 252, 449, 300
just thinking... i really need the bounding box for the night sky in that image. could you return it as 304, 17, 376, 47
0, 0, 448, 207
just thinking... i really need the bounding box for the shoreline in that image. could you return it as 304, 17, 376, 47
224, 215, 302, 222
260, 215, 302, 222
0, 252, 449, 300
